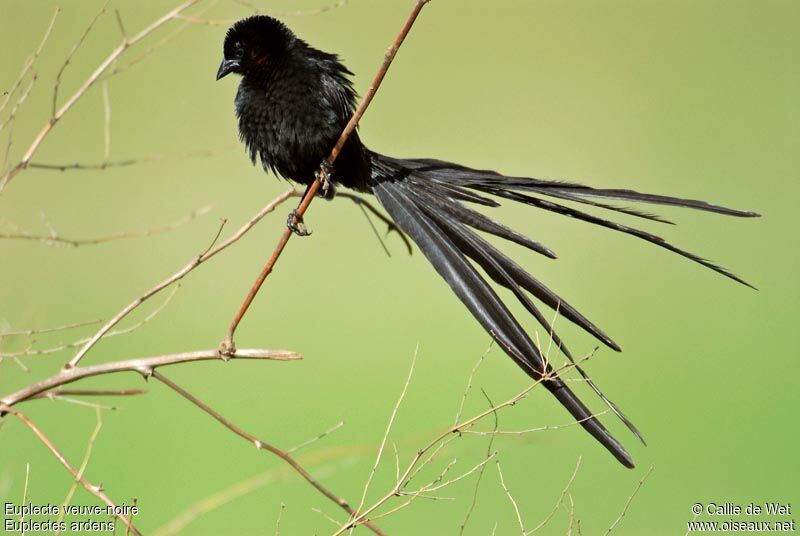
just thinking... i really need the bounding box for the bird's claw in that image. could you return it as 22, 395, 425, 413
316, 161, 333, 197
287, 208, 312, 236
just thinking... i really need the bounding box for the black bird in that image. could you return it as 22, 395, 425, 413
216, 16, 758, 468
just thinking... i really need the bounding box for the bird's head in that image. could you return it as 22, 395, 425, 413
216, 15, 294, 80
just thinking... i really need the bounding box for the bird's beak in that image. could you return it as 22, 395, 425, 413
216, 58, 239, 80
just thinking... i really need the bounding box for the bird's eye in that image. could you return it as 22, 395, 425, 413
234, 41, 244, 56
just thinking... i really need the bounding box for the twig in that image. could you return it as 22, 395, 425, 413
177, 0, 350, 27
0, 205, 212, 248
221, 0, 432, 353
153, 467, 287, 536
331, 353, 593, 535
27, 144, 236, 172
459, 411, 609, 436
1, 348, 300, 409
1, 284, 180, 359
56, 408, 103, 532
337, 192, 413, 257
527, 457, 582, 534
353, 345, 419, 522
0, 0, 201, 194
0, 319, 101, 338
1, 405, 141, 536
496, 457, 526, 534
20, 464, 30, 526
102, 81, 111, 162
0, 7, 59, 117
458, 386, 499, 535
30, 388, 147, 401
52, 1, 110, 116
287, 421, 346, 454
151, 370, 387, 536
104, 2, 219, 79
274, 503, 286, 536
454, 343, 492, 426
603, 465, 654, 535
66, 188, 299, 369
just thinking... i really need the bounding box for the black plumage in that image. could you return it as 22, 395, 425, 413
217, 15, 758, 469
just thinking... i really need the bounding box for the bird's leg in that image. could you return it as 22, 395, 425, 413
316, 160, 334, 197
286, 208, 311, 236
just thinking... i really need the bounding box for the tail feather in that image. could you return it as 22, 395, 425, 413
368, 152, 758, 468
486, 189, 756, 289
372, 173, 636, 468
400, 157, 760, 217
407, 185, 644, 444
410, 175, 557, 259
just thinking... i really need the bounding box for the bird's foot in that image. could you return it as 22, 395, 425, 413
286, 208, 312, 236
316, 161, 333, 197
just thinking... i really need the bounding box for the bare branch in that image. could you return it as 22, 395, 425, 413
176, 0, 350, 27
152, 467, 286, 536
30, 388, 147, 401
1, 348, 300, 409
496, 457, 526, 534
1, 405, 141, 536
1, 284, 180, 359
0, 7, 60, 117
66, 188, 299, 369
0, 0, 201, 194
527, 457, 582, 534
0, 319, 101, 338
27, 144, 235, 172
151, 370, 387, 536
0, 205, 212, 248
353, 345, 419, 521
287, 421, 346, 454
603, 465, 654, 535
52, 1, 110, 116
56, 408, 104, 531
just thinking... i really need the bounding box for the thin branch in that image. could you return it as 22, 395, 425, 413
337, 192, 413, 256
52, 1, 110, 116
454, 343, 492, 426
151, 370, 387, 536
287, 421, 346, 454
460, 411, 609, 437
332, 353, 593, 535
1, 405, 141, 536
496, 457, 526, 534
458, 387, 499, 535
0, 7, 60, 117
603, 465, 654, 535
177, 0, 350, 27
104, 2, 219, 79
30, 388, 147, 401
27, 144, 236, 172
66, 188, 299, 369
1, 348, 300, 409
102, 81, 111, 162
0, 319, 101, 338
1, 284, 180, 359
56, 408, 103, 532
353, 345, 419, 520
274, 503, 286, 536
0, 205, 212, 247
527, 457, 582, 534
0, 0, 201, 194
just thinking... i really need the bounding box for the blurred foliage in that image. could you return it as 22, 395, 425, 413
1, 0, 798, 534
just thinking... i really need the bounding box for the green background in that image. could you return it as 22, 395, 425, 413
1, 0, 797, 534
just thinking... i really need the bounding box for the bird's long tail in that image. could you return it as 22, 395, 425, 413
367, 151, 758, 468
